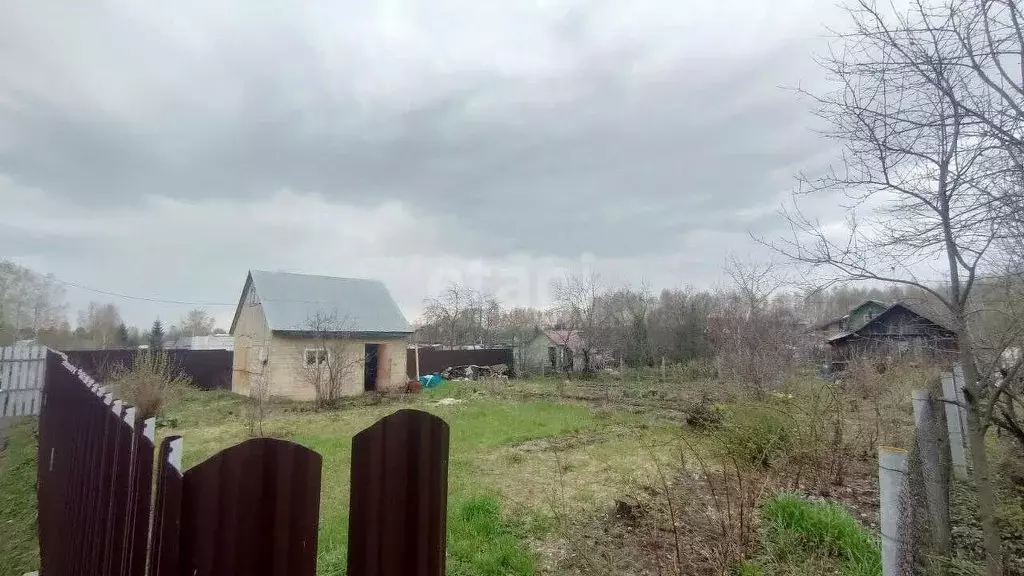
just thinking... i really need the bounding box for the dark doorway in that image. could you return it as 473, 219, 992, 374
364, 343, 379, 392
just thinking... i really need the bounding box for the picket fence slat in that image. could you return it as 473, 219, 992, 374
37, 348, 449, 576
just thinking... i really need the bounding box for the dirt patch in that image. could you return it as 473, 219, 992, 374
542, 468, 738, 576
513, 432, 608, 453
537, 445, 886, 576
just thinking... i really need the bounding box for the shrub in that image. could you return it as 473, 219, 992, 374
718, 405, 794, 469
685, 397, 724, 430
107, 351, 192, 419
677, 358, 718, 381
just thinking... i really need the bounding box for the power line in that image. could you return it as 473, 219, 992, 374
50, 276, 392, 308
51, 277, 236, 307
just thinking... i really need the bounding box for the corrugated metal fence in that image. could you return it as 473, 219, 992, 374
407, 347, 514, 379
63, 348, 233, 391
0, 344, 46, 417
37, 351, 154, 576
37, 349, 451, 576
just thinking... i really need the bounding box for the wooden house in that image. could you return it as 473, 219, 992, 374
827, 302, 958, 370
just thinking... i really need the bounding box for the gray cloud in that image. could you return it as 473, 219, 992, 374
0, 0, 845, 325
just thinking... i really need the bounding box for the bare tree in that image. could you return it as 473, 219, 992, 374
496, 306, 543, 375
297, 311, 366, 409
765, 2, 1024, 570
175, 308, 217, 338
709, 259, 796, 396
649, 288, 715, 363
245, 359, 271, 437
77, 302, 123, 349
724, 256, 786, 318
551, 271, 605, 372
601, 285, 657, 368
0, 260, 68, 343
421, 283, 486, 347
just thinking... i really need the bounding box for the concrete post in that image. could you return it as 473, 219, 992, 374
880, 447, 909, 576
414, 344, 421, 380
952, 364, 970, 459
941, 371, 969, 480
912, 391, 951, 554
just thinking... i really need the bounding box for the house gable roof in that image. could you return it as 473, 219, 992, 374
827, 302, 956, 344
229, 270, 413, 335
542, 329, 586, 354
849, 299, 889, 315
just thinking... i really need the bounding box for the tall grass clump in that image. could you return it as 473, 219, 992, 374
107, 351, 192, 419
758, 493, 881, 576
447, 496, 536, 576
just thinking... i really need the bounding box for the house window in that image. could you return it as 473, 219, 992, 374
304, 349, 329, 366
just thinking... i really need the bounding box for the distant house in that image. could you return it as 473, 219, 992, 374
811, 300, 890, 337
229, 270, 413, 400
167, 335, 234, 351
827, 302, 958, 370
522, 329, 606, 373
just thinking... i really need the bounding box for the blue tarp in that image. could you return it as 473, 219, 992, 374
419, 373, 443, 388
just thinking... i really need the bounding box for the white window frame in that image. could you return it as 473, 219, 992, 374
304, 349, 330, 366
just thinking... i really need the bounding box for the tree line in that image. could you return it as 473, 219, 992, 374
414, 265, 991, 370
0, 260, 222, 350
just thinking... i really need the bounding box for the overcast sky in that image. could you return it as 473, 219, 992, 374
0, 0, 851, 329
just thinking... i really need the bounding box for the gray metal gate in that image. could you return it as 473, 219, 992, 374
0, 344, 46, 417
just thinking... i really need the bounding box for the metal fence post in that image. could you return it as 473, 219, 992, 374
880, 447, 909, 576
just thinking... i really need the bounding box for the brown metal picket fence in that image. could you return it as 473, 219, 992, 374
36, 350, 450, 576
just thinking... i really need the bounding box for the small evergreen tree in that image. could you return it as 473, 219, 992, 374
148, 319, 165, 350
115, 323, 130, 347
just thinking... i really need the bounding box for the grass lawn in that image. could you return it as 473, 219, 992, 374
0, 379, 688, 576
0, 418, 39, 576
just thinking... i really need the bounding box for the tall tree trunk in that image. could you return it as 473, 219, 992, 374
958, 327, 1004, 576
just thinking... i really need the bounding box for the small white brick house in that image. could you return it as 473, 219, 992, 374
229, 270, 413, 400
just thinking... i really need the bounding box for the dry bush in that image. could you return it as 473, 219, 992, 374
107, 351, 192, 419
842, 359, 936, 450
675, 359, 718, 382
685, 395, 724, 430
244, 372, 270, 437
550, 430, 777, 576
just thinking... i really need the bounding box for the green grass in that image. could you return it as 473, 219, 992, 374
747, 492, 881, 576
447, 496, 538, 576
0, 379, 685, 576
0, 418, 40, 576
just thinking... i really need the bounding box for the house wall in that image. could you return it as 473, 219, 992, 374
521, 335, 585, 373
522, 335, 552, 374
231, 282, 271, 396
846, 301, 889, 332
830, 308, 958, 370
266, 334, 409, 400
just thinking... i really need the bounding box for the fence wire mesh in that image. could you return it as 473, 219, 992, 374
893, 382, 953, 575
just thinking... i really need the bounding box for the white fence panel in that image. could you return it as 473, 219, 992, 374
0, 344, 47, 417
